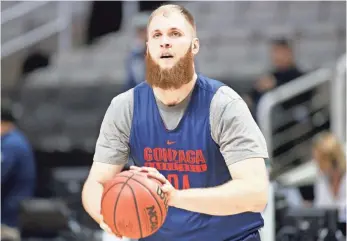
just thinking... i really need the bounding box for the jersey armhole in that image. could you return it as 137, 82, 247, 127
208, 85, 226, 148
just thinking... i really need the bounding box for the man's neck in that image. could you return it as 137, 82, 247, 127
153, 73, 198, 106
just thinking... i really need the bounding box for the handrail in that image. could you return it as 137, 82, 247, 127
1, 1, 49, 24
331, 54, 346, 143
257, 68, 332, 162
1, 1, 72, 58
256, 67, 332, 241
1, 19, 67, 58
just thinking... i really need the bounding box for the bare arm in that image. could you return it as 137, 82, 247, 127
82, 90, 134, 224
170, 158, 269, 215
82, 162, 124, 223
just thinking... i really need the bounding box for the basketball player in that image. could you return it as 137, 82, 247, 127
82, 4, 269, 241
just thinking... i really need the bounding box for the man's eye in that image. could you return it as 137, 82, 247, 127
172, 32, 181, 37
153, 33, 161, 38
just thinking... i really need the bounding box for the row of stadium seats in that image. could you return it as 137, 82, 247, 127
185, 1, 345, 27
15, 84, 122, 152
24, 35, 344, 87
11, 1, 344, 87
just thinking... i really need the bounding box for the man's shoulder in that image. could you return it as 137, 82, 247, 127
212, 85, 243, 107
209, 85, 246, 125
110, 88, 134, 107
197, 74, 225, 92
198, 75, 240, 99
107, 89, 135, 125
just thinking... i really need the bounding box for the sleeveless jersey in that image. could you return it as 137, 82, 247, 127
129, 75, 263, 241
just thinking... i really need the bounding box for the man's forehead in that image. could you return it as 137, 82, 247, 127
148, 11, 190, 32
162, 9, 171, 18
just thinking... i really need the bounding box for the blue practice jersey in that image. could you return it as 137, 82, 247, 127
129, 75, 263, 241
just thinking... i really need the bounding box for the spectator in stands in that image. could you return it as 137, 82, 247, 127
1, 103, 36, 240
268, 38, 303, 87
124, 13, 149, 91
248, 38, 307, 120
312, 131, 346, 235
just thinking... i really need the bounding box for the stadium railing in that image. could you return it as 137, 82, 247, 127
1, 1, 73, 58
256, 54, 347, 241
331, 54, 346, 144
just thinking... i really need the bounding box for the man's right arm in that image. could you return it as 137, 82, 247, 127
82, 89, 134, 224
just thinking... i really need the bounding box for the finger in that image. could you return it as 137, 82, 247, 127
129, 166, 142, 172
131, 166, 159, 175
100, 223, 112, 234
141, 166, 159, 174
147, 172, 166, 184
161, 184, 172, 193
129, 166, 151, 174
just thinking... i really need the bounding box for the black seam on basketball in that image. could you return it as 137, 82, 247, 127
112, 172, 135, 235
101, 182, 125, 205
127, 177, 164, 225
116, 173, 143, 179
126, 183, 143, 238
101, 175, 131, 201
117, 172, 146, 179
115, 175, 134, 179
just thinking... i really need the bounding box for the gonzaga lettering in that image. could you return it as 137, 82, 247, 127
144, 147, 207, 173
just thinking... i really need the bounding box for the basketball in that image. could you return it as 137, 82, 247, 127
101, 170, 168, 239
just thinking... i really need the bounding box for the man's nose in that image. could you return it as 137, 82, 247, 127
160, 36, 172, 48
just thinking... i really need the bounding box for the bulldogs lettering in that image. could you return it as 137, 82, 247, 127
146, 205, 158, 232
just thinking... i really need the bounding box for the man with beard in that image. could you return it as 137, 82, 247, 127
82, 4, 269, 241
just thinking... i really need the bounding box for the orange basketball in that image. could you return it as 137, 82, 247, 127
101, 170, 168, 239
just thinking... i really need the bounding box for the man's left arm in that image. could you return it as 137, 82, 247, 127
169, 93, 269, 216
169, 158, 268, 215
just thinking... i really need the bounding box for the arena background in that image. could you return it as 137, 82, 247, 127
1, 1, 346, 241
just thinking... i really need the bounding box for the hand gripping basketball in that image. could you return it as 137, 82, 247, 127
100, 169, 170, 239
130, 166, 177, 204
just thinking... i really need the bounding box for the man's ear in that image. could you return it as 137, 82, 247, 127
192, 38, 199, 55
145, 42, 149, 56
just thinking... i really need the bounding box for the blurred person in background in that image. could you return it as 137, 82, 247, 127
1, 103, 36, 241
124, 12, 150, 91
248, 38, 307, 120
312, 131, 346, 235
268, 38, 303, 88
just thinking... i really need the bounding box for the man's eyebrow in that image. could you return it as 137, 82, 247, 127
169, 27, 182, 32
151, 27, 183, 34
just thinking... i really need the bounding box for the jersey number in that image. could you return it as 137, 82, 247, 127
167, 174, 190, 189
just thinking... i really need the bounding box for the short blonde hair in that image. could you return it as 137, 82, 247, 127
312, 131, 346, 173
148, 4, 196, 36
